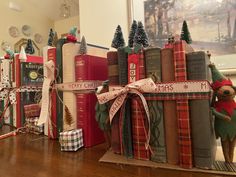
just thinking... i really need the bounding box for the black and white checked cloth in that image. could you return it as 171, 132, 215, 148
59, 129, 83, 151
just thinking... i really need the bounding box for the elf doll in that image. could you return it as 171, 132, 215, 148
209, 63, 236, 163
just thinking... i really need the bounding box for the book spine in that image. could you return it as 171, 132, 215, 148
131, 96, 150, 160
144, 47, 161, 82
145, 94, 166, 162
173, 40, 192, 168
117, 48, 128, 85
15, 55, 21, 128
47, 47, 58, 139
186, 51, 216, 169
107, 51, 119, 85
75, 55, 106, 147
56, 38, 66, 135
161, 48, 179, 165
145, 47, 166, 162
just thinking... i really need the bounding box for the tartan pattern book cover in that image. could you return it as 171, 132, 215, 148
59, 129, 84, 151
173, 40, 192, 168
131, 96, 150, 160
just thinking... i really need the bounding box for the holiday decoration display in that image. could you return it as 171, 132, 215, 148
48, 28, 54, 46
133, 21, 149, 48
66, 27, 77, 43
209, 63, 236, 163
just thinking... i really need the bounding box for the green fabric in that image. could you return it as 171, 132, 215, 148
213, 109, 236, 141
121, 99, 133, 158
148, 99, 166, 163
95, 102, 110, 131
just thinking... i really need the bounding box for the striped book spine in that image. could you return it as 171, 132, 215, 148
173, 40, 193, 168
117, 48, 128, 85
161, 48, 179, 165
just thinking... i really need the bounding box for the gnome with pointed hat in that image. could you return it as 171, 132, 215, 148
209, 63, 236, 163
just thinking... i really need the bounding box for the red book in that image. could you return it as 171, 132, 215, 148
75, 54, 108, 147
131, 96, 150, 160
47, 48, 58, 139
15, 54, 43, 128
173, 40, 193, 168
128, 51, 145, 83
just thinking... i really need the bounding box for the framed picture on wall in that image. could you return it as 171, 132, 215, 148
129, 0, 236, 56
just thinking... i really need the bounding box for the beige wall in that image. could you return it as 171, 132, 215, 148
54, 15, 80, 40
79, 0, 129, 49
0, 0, 53, 56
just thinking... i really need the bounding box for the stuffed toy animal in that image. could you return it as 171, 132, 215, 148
95, 80, 111, 149
209, 63, 236, 163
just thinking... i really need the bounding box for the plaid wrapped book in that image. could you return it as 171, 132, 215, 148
173, 40, 194, 168
25, 117, 44, 134
131, 96, 150, 160
59, 129, 83, 151
24, 104, 41, 118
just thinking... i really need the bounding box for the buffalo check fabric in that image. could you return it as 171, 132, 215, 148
59, 129, 84, 151
173, 40, 193, 169
25, 117, 43, 134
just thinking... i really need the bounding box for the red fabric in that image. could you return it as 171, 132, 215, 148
131, 96, 150, 160
215, 100, 236, 116
211, 79, 233, 90
24, 104, 41, 118
173, 40, 192, 169
66, 35, 77, 43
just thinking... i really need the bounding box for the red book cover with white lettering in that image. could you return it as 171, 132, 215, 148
75, 54, 108, 147
128, 51, 145, 84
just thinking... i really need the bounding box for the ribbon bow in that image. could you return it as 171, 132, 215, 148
96, 78, 157, 149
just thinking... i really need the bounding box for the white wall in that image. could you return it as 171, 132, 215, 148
0, 0, 54, 56
54, 15, 80, 40
79, 0, 129, 49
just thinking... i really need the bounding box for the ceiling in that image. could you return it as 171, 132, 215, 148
27, 0, 79, 21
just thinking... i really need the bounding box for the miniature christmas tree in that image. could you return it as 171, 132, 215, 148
64, 105, 73, 126
25, 39, 35, 54
47, 28, 54, 46
128, 20, 138, 47
79, 36, 87, 54
52, 31, 58, 47
133, 21, 149, 48
180, 20, 192, 44
111, 25, 125, 49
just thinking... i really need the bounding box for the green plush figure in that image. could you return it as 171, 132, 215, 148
95, 80, 111, 149
209, 63, 236, 163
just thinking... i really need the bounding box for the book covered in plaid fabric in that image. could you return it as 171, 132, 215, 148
173, 40, 194, 168
186, 51, 216, 169
59, 129, 84, 151
25, 117, 43, 134
131, 96, 150, 160
24, 104, 41, 118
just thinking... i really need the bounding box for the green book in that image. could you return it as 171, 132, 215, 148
186, 51, 216, 169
